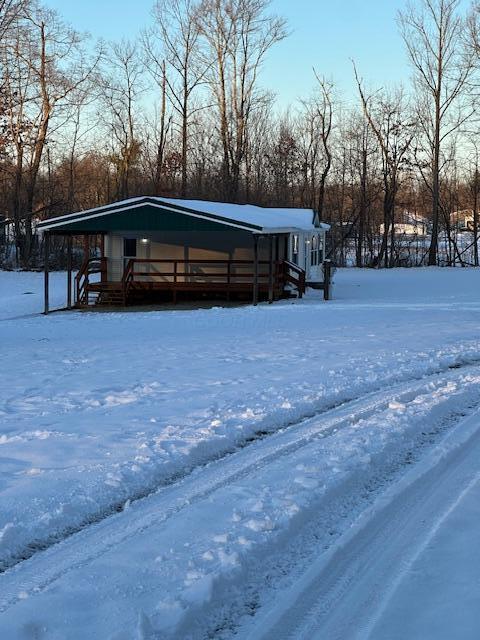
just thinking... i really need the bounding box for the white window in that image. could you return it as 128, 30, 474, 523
310, 235, 318, 266
292, 234, 299, 264
310, 234, 324, 266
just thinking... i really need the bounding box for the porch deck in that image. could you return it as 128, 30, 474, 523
75, 258, 306, 307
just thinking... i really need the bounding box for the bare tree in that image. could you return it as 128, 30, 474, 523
140, 99, 173, 194
0, 3, 100, 265
265, 114, 298, 206
352, 116, 374, 268
354, 66, 415, 267
144, 0, 206, 196
196, 0, 287, 201
398, 0, 475, 266
101, 40, 144, 200
0, 0, 25, 40
298, 71, 334, 216
333, 111, 379, 267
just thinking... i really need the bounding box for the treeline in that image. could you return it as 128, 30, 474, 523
1, 0, 480, 268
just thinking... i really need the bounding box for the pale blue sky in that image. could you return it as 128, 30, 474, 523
44, 0, 467, 106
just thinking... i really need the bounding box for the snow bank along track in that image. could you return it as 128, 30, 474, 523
1, 357, 480, 576
1, 363, 480, 625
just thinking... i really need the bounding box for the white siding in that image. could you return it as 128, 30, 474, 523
105, 235, 124, 281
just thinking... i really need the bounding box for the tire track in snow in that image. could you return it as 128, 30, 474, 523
1, 365, 480, 615
1, 357, 479, 577
247, 395, 480, 640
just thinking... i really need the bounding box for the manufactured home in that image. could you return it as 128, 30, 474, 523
38, 196, 331, 312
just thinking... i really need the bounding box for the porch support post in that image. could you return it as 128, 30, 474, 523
268, 235, 274, 304
276, 235, 280, 295
67, 235, 73, 309
100, 234, 107, 283
44, 232, 50, 315
323, 259, 332, 301
83, 234, 89, 261
253, 234, 259, 306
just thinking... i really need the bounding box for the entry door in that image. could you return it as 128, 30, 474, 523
123, 238, 137, 269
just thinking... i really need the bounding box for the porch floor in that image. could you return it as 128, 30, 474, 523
77, 299, 251, 312
81, 280, 289, 307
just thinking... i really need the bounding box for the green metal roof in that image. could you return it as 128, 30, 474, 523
38, 196, 325, 235
39, 198, 262, 234
43, 204, 246, 234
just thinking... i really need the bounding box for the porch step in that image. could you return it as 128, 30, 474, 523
95, 284, 124, 306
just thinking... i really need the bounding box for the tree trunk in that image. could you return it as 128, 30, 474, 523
356, 149, 367, 268
428, 50, 443, 267
474, 168, 479, 266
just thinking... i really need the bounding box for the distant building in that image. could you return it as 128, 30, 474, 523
380, 213, 428, 237
450, 210, 475, 232
0, 214, 45, 243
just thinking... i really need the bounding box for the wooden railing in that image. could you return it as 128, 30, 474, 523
75, 256, 315, 306
122, 258, 286, 282
74, 258, 308, 307
75, 257, 107, 306
122, 258, 135, 304
121, 258, 294, 299
283, 260, 306, 298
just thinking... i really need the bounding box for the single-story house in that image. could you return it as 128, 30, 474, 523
38, 196, 331, 312
379, 213, 429, 237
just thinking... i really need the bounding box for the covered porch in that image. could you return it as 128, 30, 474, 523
71, 238, 305, 308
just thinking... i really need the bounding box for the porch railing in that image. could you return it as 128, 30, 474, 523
283, 260, 306, 298
75, 258, 307, 307
121, 258, 287, 283
121, 258, 289, 300
75, 257, 107, 306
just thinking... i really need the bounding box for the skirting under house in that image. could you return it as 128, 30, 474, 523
38, 196, 332, 312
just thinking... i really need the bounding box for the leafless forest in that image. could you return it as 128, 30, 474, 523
2, 0, 480, 269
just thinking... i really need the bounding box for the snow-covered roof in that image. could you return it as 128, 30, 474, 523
160, 198, 328, 232
38, 196, 330, 234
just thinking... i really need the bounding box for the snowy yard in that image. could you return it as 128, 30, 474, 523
1, 267, 480, 639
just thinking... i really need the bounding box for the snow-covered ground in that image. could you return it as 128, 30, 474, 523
1, 267, 480, 639
370, 469, 480, 640
0, 270, 68, 320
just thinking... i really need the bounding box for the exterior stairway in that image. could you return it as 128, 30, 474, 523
95, 284, 124, 306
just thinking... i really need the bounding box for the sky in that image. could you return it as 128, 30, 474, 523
43, 0, 465, 108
